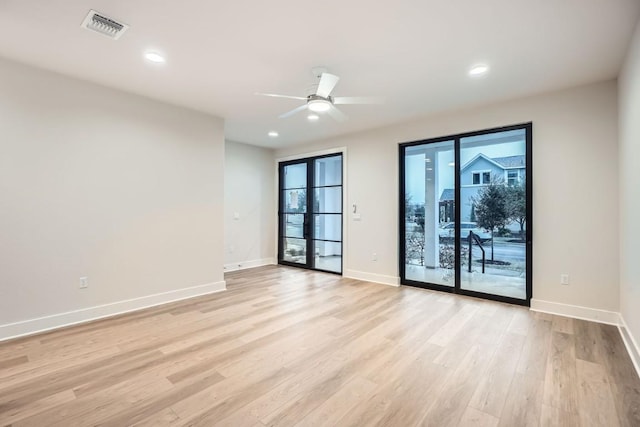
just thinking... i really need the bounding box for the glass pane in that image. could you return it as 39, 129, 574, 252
403, 141, 455, 287
314, 241, 342, 273
284, 163, 307, 189
460, 128, 527, 300
314, 214, 341, 241
283, 238, 307, 264
314, 155, 342, 187
282, 189, 307, 213
314, 187, 341, 213
283, 214, 305, 238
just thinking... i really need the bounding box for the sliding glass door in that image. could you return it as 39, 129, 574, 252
278, 154, 343, 274
400, 124, 532, 305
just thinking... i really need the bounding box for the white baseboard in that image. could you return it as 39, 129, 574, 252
223, 257, 275, 272
618, 314, 640, 379
530, 299, 620, 325
0, 280, 226, 342
344, 269, 399, 287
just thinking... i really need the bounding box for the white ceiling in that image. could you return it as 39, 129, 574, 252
0, 1, 638, 148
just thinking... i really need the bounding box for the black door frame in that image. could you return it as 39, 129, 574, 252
399, 122, 533, 306
278, 153, 344, 275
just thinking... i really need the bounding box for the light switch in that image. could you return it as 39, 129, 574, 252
233, 212, 240, 220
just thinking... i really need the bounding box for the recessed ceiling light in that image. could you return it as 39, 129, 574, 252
426, 167, 433, 171
268, 131, 279, 137
307, 114, 319, 121
144, 51, 166, 64
448, 162, 455, 167
469, 64, 489, 76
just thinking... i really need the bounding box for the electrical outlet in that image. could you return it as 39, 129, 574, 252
560, 274, 569, 285
79, 276, 89, 289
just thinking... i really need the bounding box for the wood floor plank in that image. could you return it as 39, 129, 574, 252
540, 403, 580, 427
543, 331, 579, 414
595, 323, 640, 427
469, 331, 525, 418
0, 265, 637, 426
14, 376, 173, 426
576, 359, 620, 427
458, 407, 499, 427
427, 303, 478, 347
574, 319, 601, 363
420, 342, 496, 427
100, 370, 225, 427
498, 373, 544, 427
291, 376, 377, 427
0, 389, 75, 426
552, 315, 574, 335
0, 356, 28, 371
258, 329, 395, 426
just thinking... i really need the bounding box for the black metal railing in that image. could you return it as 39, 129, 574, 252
468, 231, 486, 273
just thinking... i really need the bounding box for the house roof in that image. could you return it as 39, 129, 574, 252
491, 155, 525, 168
460, 153, 525, 172
440, 189, 454, 201
460, 153, 503, 172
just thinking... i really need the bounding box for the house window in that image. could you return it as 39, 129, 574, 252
472, 171, 491, 185
507, 170, 518, 186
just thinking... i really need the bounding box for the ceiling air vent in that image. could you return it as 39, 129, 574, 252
81, 10, 129, 40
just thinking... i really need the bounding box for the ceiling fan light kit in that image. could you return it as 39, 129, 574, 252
307, 97, 332, 112
257, 68, 383, 122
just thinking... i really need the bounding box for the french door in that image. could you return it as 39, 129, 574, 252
399, 123, 532, 305
278, 154, 343, 274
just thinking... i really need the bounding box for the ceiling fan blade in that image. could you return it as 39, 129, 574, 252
279, 104, 308, 119
333, 96, 384, 105
255, 92, 307, 100
327, 105, 348, 122
316, 73, 340, 98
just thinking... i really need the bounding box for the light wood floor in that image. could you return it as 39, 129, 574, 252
1, 266, 639, 427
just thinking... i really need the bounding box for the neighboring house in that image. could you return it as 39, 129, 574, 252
440, 154, 525, 226
439, 188, 455, 223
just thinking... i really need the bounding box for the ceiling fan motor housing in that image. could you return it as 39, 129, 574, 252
307, 95, 333, 112
306, 94, 333, 103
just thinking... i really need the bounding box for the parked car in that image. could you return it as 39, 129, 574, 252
439, 222, 492, 243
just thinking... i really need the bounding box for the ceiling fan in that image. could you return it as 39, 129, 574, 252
256, 68, 383, 122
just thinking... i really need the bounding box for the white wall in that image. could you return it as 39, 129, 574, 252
619, 20, 640, 351
276, 81, 619, 313
224, 140, 275, 270
0, 58, 225, 339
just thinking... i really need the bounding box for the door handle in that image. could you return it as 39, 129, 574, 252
303, 213, 309, 239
